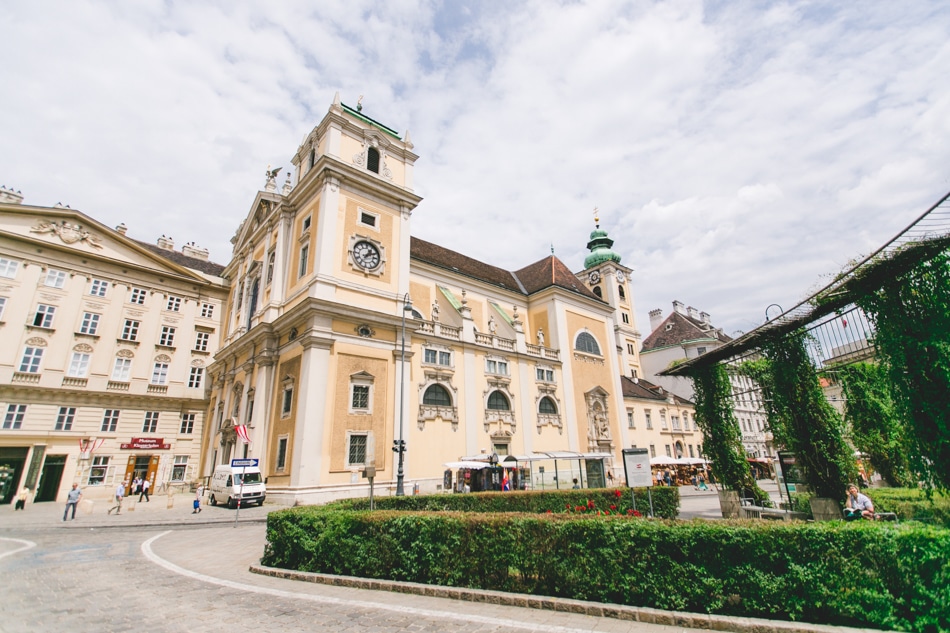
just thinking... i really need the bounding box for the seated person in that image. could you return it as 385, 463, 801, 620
844, 484, 874, 520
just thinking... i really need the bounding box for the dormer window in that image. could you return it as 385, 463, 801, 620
665, 323, 674, 331
367, 147, 380, 173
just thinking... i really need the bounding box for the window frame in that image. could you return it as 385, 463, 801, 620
487, 390, 511, 411
121, 319, 140, 341
194, 331, 210, 352
151, 362, 169, 385
3, 404, 27, 429
187, 366, 204, 389
129, 287, 148, 305
346, 432, 369, 467
67, 352, 91, 377
422, 384, 452, 407
112, 357, 132, 381
19, 346, 44, 373
33, 304, 56, 328
45, 268, 67, 288
180, 412, 196, 434
166, 295, 182, 312
88, 456, 109, 485
0, 257, 19, 279
538, 396, 558, 415
159, 326, 176, 347
200, 302, 215, 318
142, 411, 160, 433
101, 409, 120, 432
55, 406, 77, 431
89, 278, 109, 297
574, 331, 601, 356
79, 312, 100, 335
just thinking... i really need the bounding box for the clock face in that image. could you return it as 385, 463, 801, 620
353, 240, 381, 270
616, 270, 625, 282
588, 271, 601, 284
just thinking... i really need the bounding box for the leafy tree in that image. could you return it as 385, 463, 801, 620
688, 364, 768, 504
857, 248, 950, 491
836, 362, 914, 487
742, 330, 855, 500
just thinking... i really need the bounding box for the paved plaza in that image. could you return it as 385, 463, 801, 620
0, 483, 846, 633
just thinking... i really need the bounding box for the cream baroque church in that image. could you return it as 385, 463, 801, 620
206, 94, 689, 505
0, 95, 700, 506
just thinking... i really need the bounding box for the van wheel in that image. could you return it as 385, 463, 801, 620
228, 497, 237, 509
258, 498, 265, 507
209, 494, 217, 506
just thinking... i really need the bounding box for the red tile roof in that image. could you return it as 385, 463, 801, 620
640, 310, 731, 353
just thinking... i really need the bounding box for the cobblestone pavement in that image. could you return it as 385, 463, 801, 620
0, 483, 838, 633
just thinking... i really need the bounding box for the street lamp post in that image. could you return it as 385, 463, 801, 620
394, 294, 412, 496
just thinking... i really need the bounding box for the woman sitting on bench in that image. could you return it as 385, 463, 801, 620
844, 484, 874, 520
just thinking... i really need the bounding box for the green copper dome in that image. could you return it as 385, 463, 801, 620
584, 221, 622, 268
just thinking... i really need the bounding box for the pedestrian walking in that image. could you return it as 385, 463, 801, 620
139, 477, 150, 502
63, 483, 82, 521
192, 484, 203, 514
132, 477, 141, 496
14, 487, 30, 510
107, 481, 126, 515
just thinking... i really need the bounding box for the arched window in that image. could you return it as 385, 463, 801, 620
575, 332, 601, 355
487, 391, 510, 411
592, 286, 602, 298
367, 147, 380, 173
538, 396, 557, 414
423, 384, 452, 407
618, 285, 626, 301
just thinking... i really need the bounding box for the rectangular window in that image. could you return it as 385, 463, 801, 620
347, 433, 368, 467
688, 444, 695, 458
19, 347, 44, 373
424, 349, 437, 364
0, 296, 6, 320
276, 436, 288, 470
129, 287, 147, 304
644, 409, 653, 430
53, 409, 77, 432
627, 409, 635, 429
627, 343, 636, 354
45, 268, 67, 288
68, 352, 91, 377
697, 347, 707, 356
438, 351, 451, 366
3, 404, 27, 429
672, 415, 681, 431
121, 319, 140, 341
282, 387, 293, 416
535, 367, 554, 382
101, 409, 120, 432
200, 302, 214, 318
33, 304, 56, 328
89, 278, 109, 297
486, 360, 508, 375
665, 444, 672, 457
0, 257, 19, 278
172, 455, 188, 481
79, 312, 100, 335
88, 456, 109, 485
179, 413, 196, 434
359, 211, 376, 227
159, 326, 176, 347
266, 251, 275, 285
194, 331, 210, 351
660, 410, 668, 429
151, 363, 168, 385
302, 215, 312, 231
351, 384, 370, 410
112, 357, 132, 381
298, 245, 309, 278
188, 366, 203, 389
622, 312, 630, 324
166, 295, 182, 311
649, 444, 656, 458
142, 411, 159, 433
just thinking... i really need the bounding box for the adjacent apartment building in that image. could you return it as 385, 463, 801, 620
0, 187, 227, 503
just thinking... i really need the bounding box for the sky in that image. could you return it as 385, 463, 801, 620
2, 1, 949, 336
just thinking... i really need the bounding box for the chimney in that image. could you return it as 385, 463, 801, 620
687, 306, 700, 320
182, 242, 210, 261
156, 235, 175, 250
115, 223, 128, 235
0, 186, 24, 205
649, 308, 664, 332
672, 300, 686, 316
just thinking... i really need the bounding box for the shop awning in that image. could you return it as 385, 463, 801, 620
443, 461, 491, 470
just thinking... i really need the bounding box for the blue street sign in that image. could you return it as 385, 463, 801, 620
231, 458, 259, 467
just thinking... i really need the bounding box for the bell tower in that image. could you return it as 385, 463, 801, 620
578, 209, 642, 379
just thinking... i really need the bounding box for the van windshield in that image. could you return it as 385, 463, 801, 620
234, 472, 262, 485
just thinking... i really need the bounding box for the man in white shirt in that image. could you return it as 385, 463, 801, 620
107, 481, 127, 515
139, 477, 151, 502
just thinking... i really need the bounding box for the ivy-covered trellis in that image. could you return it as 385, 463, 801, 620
664, 190, 950, 497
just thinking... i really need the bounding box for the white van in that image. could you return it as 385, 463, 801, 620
209, 464, 266, 509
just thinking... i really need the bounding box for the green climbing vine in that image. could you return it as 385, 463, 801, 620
688, 364, 768, 504
835, 362, 914, 488
740, 329, 855, 500
857, 247, 950, 491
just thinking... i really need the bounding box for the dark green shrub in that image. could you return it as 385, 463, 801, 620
264, 509, 950, 632
867, 488, 950, 528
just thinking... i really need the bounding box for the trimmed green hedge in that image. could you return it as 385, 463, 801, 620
331, 487, 679, 519
868, 488, 950, 527
263, 509, 949, 632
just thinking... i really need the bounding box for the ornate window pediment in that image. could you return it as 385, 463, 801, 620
417, 374, 458, 431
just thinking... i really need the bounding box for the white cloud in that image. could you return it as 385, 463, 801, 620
2, 0, 949, 337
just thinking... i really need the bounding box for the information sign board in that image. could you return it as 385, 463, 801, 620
622, 448, 652, 488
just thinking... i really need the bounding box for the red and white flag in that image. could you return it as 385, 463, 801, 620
235, 424, 251, 444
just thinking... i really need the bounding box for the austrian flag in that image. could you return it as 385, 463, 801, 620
235, 424, 251, 444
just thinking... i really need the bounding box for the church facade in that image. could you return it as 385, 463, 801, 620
204, 95, 671, 504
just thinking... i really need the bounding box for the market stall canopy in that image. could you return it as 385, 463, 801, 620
650, 457, 678, 466
443, 461, 491, 470
458, 451, 612, 463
